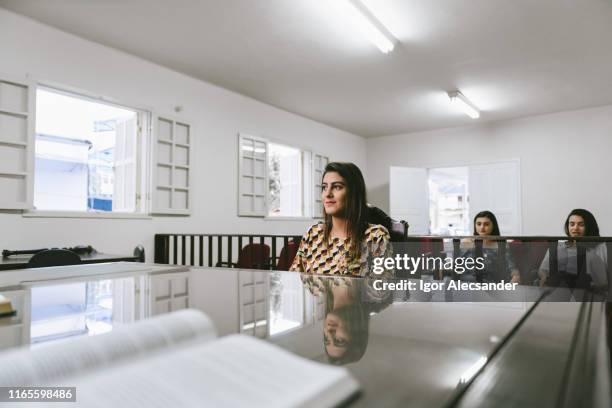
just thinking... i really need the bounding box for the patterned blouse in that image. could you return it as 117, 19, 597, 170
289, 222, 392, 277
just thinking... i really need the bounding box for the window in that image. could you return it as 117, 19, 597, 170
269, 272, 305, 336
238, 134, 268, 217
0, 77, 33, 210
238, 133, 329, 219
0, 74, 193, 216
390, 161, 521, 235
34, 87, 145, 213
268, 143, 302, 217
151, 115, 193, 215
428, 167, 470, 235
30, 277, 138, 345
312, 153, 329, 218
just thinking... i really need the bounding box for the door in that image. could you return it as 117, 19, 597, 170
389, 166, 429, 234
469, 161, 521, 234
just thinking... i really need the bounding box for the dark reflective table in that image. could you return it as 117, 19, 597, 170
0, 264, 608, 407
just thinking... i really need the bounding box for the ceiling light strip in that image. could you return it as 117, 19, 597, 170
448, 91, 480, 119
334, 0, 397, 53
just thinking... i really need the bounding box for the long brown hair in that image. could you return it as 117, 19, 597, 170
323, 279, 369, 364
322, 162, 369, 260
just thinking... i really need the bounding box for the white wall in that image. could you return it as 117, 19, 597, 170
0, 9, 367, 260
366, 105, 612, 235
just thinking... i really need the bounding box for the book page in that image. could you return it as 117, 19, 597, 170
0, 309, 216, 386
57, 334, 359, 408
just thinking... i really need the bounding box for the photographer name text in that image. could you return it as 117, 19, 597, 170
372, 279, 518, 292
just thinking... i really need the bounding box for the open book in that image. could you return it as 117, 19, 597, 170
0, 309, 359, 408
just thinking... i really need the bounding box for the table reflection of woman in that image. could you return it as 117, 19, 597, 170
538, 209, 608, 291
290, 162, 392, 277
301, 274, 392, 365
460, 211, 520, 283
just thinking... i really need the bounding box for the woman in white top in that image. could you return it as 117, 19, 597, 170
538, 209, 608, 291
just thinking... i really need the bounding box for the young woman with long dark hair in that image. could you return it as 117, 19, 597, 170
460, 210, 520, 283
290, 162, 391, 276
538, 209, 607, 290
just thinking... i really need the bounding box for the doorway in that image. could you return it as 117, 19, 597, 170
428, 167, 469, 235
390, 160, 521, 235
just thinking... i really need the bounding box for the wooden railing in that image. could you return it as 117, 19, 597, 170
154, 233, 612, 289
154, 234, 302, 270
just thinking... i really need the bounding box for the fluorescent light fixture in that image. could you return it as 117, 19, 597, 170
332, 0, 397, 53
448, 91, 480, 119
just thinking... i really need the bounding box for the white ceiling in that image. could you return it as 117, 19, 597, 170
3, 0, 612, 138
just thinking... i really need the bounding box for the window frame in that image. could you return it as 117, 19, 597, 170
237, 133, 329, 220
238, 133, 269, 217
0, 74, 35, 210
311, 152, 329, 219
150, 113, 193, 215
266, 141, 304, 219
22, 80, 154, 218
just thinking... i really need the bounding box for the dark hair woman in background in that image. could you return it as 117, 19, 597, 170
460, 210, 520, 283
563, 208, 600, 238
473, 210, 501, 236
538, 209, 607, 290
290, 162, 391, 277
